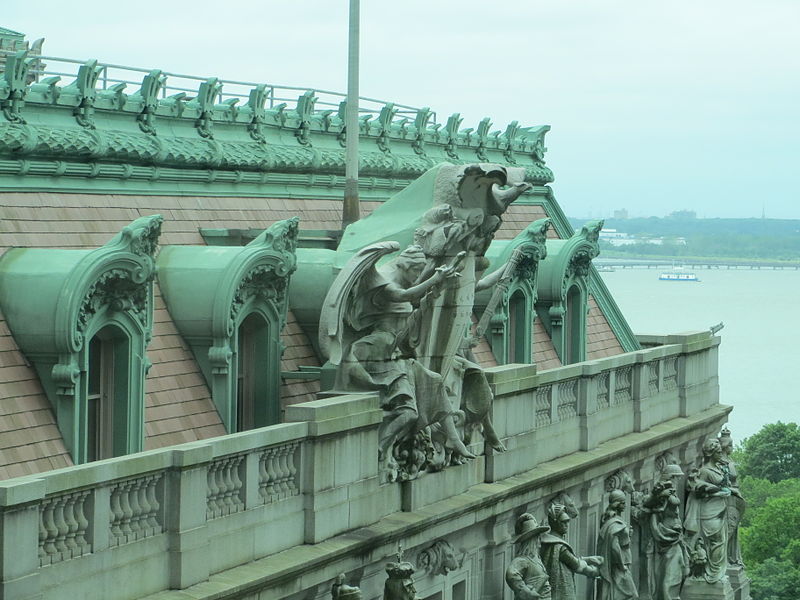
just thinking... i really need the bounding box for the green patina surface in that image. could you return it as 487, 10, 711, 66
157, 218, 299, 432
0, 51, 552, 197
0, 50, 639, 353
0, 215, 163, 462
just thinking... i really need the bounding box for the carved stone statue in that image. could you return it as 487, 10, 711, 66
540, 502, 603, 600
597, 489, 638, 600
605, 469, 648, 598
506, 513, 552, 600
418, 540, 463, 576
718, 427, 745, 567
320, 242, 472, 481
642, 464, 688, 600
688, 538, 708, 579
331, 574, 363, 600
683, 438, 736, 584
384, 550, 420, 600
320, 164, 529, 481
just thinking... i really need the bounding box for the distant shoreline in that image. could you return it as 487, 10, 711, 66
595, 254, 800, 269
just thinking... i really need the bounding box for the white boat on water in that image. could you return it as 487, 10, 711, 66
659, 265, 700, 282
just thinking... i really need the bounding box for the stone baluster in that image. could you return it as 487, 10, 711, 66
37, 491, 92, 565
614, 366, 633, 405
145, 475, 161, 533
109, 485, 124, 541
535, 385, 552, 427
52, 497, 69, 558
206, 455, 244, 519
119, 482, 134, 538
557, 379, 579, 419
62, 494, 79, 557
258, 443, 301, 504
109, 474, 164, 546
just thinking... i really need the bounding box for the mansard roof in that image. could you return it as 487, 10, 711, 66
0, 52, 636, 479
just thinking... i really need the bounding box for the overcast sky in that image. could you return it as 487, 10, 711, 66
5, 1, 799, 218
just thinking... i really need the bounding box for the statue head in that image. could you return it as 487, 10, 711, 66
547, 503, 571, 536
331, 574, 363, 600
608, 489, 627, 513
384, 545, 417, 600
702, 437, 722, 461
718, 427, 733, 455
394, 245, 427, 285
660, 463, 684, 484
513, 513, 549, 556
383, 561, 417, 600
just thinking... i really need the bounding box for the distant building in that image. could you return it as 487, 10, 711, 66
613, 208, 628, 219
599, 228, 636, 246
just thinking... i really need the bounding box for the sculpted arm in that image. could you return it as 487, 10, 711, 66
693, 467, 730, 497
383, 270, 445, 302
560, 546, 601, 578
475, 265, 504, 292
383, 251, 465, 302
505, 559, 542, 600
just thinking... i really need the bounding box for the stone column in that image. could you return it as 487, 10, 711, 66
0, 478, 45, 600
166, 444, 212, 589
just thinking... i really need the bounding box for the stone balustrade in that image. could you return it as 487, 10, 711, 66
0, 332, 720, 600
482, 331, 719, 484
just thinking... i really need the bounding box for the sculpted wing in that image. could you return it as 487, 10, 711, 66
319, 241, 400, 365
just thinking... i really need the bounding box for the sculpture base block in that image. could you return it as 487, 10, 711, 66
682, 578, 735, 600
726, 565, 751, 600
401, 457, 484, 511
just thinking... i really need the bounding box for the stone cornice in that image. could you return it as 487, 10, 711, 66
0, 52, 554, 191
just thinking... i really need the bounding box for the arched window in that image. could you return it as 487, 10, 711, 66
236, 312, 277, 431
478, 218, 550, 366
86, 325, 131, 461
507, 290, 528, 364
565, 284, 583, 365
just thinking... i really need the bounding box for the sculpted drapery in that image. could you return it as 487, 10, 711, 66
320, 164, 529, 481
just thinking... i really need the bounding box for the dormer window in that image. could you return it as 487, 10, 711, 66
0, 216, 162, 463
477, 218, 550, 366
157, 218, 298, 433
535, 221, 602, 365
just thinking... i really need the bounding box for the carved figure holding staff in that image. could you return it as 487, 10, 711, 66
320, 163, 532, 480
319, 242, 472, 480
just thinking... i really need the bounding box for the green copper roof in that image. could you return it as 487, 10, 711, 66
0, 27, 24, 38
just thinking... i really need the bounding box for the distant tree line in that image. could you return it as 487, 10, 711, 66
568, 217, 800, 261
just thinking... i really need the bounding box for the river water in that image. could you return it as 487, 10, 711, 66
599, 267, 800, 440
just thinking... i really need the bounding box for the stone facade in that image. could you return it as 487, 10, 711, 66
0, 47, 742, 600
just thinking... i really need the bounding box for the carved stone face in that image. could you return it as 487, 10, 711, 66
395, 252, 426, 285
552, 512, 570, 536
703, 438, 722, 461
609, 490, 627, 513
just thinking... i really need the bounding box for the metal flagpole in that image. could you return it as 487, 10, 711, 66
342, 0, 361, 230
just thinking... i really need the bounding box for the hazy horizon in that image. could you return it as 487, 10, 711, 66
4, 1, 798, 219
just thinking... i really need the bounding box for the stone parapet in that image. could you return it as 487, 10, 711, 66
0, 336, 724, 600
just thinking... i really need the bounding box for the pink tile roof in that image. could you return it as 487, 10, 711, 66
0, 192, 626, 478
